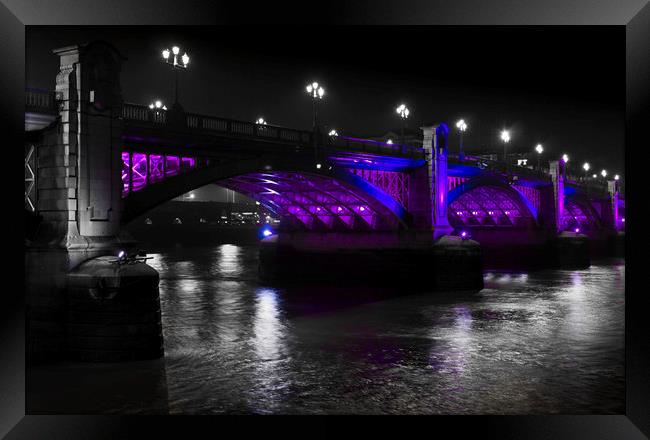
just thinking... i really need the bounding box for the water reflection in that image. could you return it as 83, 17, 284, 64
248, 288, 291, 413
215, 244, 243, 278
148, 246, 623, 414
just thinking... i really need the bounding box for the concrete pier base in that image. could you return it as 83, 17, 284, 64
66, 256, 163, 362
555, 231, 591, 269
258, 232, 483, 291
611, 231, 625, 258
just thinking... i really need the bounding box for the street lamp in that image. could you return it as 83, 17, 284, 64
583, 162, 590, 181
562, 154, 569, 180
535, 144, 543, 171
161, 45, 190, 105
306, 81, 325, 155
148, 100, 167, 111
456, 119, 468, 160
601, 169, 607, 178
500, 130, 510, 167
387, 139, 394, 145
255, 117, 267, 125
614, 174, 620, 181
328, 129, 338, 137
396, 104, 410, 150
306, 81, 325, 131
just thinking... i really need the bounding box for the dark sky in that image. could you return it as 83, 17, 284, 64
26, 26, 625, 176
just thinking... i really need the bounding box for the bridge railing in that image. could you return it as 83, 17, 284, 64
185, 113, 312, 145
122, 102, 423, 158
450, 153, 613, 195
122, 103, 168, 124
332, 136, 424, 159
25, 88, 59, 114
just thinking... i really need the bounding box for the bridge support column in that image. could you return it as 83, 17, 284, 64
34, 41, 128, 250
421, 123, 453, 239
549, 159, 565, 233
607, 179, 620, 230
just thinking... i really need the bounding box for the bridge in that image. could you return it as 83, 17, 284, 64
25, 41, 624, 253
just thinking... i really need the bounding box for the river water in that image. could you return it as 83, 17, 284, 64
134, 244, 624, 415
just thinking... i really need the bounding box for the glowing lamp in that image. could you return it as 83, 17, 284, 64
460, 231, 468, 240
262, 229, 273, 237
396, 104, 410, 119
574, 227, 580, 233
535, 144, 543, 154
172, 46, 180, 55
387, 139, 393, 145
614, 174, 620, 181
583, 162, 590, 171
162, 49, 170, 59
117, 250, 125, 258
562, 154, 569, 163
316, 163, 322, 169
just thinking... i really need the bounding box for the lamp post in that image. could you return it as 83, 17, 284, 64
500, 130, 510, 173
396, 104, 410, 153
161, 45, 190, 106
456, 119, 468, 160
582, 162, 590, 181
148, 100, 167, 123
535, 144, 544, 171
148, 100, 167, 111
306, 81, 325, 132
306, 81, 325, 156
562, 154, 569, 180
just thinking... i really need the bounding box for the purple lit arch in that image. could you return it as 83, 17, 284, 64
120, 154, 410, 229
449, 180, 537, 228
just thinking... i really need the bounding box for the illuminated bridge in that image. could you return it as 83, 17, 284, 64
25, 41, 624, 251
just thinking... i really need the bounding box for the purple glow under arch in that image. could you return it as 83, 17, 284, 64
216, 171, 402, 231
449, 185, 536, 228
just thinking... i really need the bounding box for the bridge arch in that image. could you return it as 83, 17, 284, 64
563, 195, 602, 231
121, 156, 410, 231
447, 176, 538, 228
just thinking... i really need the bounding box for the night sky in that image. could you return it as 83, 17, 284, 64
26, 26, 625, 176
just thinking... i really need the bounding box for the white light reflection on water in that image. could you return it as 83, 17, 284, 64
118, 246, 624, 414
247, 287, 291, 413
215, 244, 243, 278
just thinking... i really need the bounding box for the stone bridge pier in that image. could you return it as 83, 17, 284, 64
31, 41, 129, 251
26, 42, 163, 363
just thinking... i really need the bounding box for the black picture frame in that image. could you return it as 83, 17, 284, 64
5, 0, 648, 438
